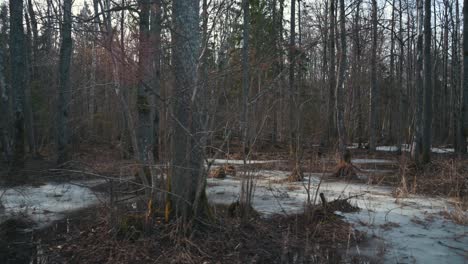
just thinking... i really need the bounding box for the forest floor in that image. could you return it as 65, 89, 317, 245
0, 141, 467, 263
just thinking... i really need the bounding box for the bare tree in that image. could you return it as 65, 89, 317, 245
421, 0, 432, 163
242, 0, 250, 153
412, 0, 424, 162
0, 4, 10, 162
336, 0, 347, 160
462, 0, 468, 153
56, 0, 73, 164
170, 0, 208, 223
136, 0, 154, 179
369, 0, 379, 151
327, 0, 336, 146
10, 0, 26, 169
151, 0, 162, 160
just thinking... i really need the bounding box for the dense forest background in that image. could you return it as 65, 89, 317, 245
0, 0, 467, 220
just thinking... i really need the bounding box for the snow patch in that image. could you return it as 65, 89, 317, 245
0, 181, 105, 228
207, 171, 468, 264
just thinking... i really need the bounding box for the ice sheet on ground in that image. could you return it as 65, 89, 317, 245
352, 158, 396, 164
207, 159, 283, 165
375, 144, 458, 154
0, 180, 105, 228
207, 170, 468, 264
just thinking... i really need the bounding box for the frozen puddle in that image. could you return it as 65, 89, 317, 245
207, 170, 468, 264
0, 180, 105, 228
207, 158, 283, 165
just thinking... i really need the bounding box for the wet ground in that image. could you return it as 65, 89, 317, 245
0, 147, 466, 263
206, 157, 468, 264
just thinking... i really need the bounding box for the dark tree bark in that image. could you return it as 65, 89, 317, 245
0, 6, 11, 161
241, 0, 250, 151
56, 0, 73, 164
369, 0, 379, 151
24, 9, 37, 156
151, 0, 162, 160
170, 0, 208, 223
336, 0, 347, 159
10, 0, 26, 169
412, 0, 424, 162
461, 0, 468, 153
421, 0, 432, 163
136, 0, 154, 175
397, 0, 406, 152
327, 0, 336, 146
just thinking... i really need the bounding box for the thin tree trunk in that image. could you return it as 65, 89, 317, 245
369, 0, 379, 151
289, 0, 296, 156
327, 0, 336, 147
136, 0, 154, 180
442, 0, 449, 142
151, 0, 162, 160
412, 0, 424, 162
320, 0, 329, 147
336, 0, 347, 159
421, 0, 432, 163
241, 0, 250, 152
24, 10, 37, 156
0, 17, 11, 161
56, 0, 72, 164
397, 0, 405, 152
10, 0, 26, 169
460, 0, 468, 153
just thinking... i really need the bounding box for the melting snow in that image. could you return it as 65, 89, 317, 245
0, 180, 105, 228
207, 167, 468, 264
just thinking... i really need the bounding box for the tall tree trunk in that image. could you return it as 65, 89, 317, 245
137, 0, 154, 179
170, 0, 207, 223
151, 0, 162, 160
56, 0, 72, 164
442, 0, 449, 142
452, 0, 462, 152
320, 0, 329, 148
353, 0, 363, 148
289, 0, 297, 158
0, 14, 11, 161
369, 0, 379, 151
390, 0, 396, 145
24, 10, 37, 156
241, 0, 250, 152
327, 0, 336, 147
421, 0, 432, 163
412, 0, 424, 162
10, 0, 26, 169
397, 0, 405, 152
336, 0, 347, 159
461, 0, 468, 153
271, 0, 278, 144
27, 0, 38, 63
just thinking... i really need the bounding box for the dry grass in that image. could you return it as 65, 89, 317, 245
396, 156, 468, 199
37, 203, 368, 264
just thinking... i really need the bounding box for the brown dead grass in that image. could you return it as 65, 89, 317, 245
397, 156, 468, 199
39, 202, 366, 264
